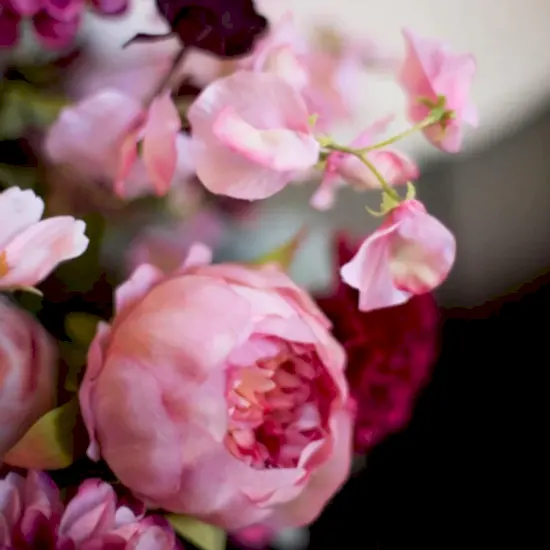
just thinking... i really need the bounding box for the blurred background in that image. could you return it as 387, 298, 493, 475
2, 0, 549, 548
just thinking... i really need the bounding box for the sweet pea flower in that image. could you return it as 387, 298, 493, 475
0, 472, 179, 549
0, 187, 88, 290
0, 299, 57, 458
399, 28, 478, 153
341, 200, 455, 312
311, 117, 419, 210
188, 71, 320, 200
45, 90, 191, 199
80, 245, 353, 530
0, 0, 129, 49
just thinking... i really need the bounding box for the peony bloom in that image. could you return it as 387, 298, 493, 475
188, 71, 320, 200
317, 234, 439, 452
80, 245, 352, 530
154, 0, 268, 58
0, 187, 88, 290
311, 117, 419, 210
399, 28, 478, 153
0, 299, 57, 458
0, 472, 179, 549
0, 0, 129, 49
341, 200, 455, 312
45, 90, 191, 199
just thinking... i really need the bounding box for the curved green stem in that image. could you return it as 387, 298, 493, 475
359, 115, 438, 153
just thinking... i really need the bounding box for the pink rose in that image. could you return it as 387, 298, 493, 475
80, 245, 352, 530
0, 472, 178, 549
341, 200, 455, 312
311, 116, 419, 210
399, 28, 478, 153
0, 299, 57, 458
45, 90, 190, 199
0, 187, 88, 290
188, 71, 320, 200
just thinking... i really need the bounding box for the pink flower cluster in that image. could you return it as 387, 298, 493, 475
0, 472, 179, 549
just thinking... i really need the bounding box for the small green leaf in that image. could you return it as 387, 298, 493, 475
167, 515, 225, 550
65, 312, 101, 346
250, 228, 307, 272
3, 399, 79, 470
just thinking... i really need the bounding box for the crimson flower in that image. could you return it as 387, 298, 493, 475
316, 233, 440, 452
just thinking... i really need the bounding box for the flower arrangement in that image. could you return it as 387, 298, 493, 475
0, 1, 477, 548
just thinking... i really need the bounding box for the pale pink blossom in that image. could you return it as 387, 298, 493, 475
399, 28, 478, 153
311, 117, 419, 210
0, 187, 88, 290
45, 90, 190, 199
80, 246, 352, 530
0, 472, 179, 549
188, 71, 320, 200
341, 200, 455, 312
0, 299, 57, 458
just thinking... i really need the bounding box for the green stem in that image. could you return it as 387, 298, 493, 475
359, 115, 438, 153
325, 143, 400, 201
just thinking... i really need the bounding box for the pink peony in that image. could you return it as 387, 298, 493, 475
399, 28, 478, 153
0, 299, 57, 458
79, 245, 352, 530
311, 116, 419, 210
0, 472, 179, 548
45, 90, 190, 200
188, 71, 320, 200
0, 187, 88, 290
0, 0, 128, 49
341, 200, 455, 312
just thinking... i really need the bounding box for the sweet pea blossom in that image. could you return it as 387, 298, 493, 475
311, 117, 419, 210
0, 0, 128, 49
188, 71, 320, 200
0, 472, 179, 549
80, 245, 353, 530
341, 200, 455, 312
0, 299, 57, 458
399, 28, 478, 153
0, 187, 88, 290
45, 90, 191, 199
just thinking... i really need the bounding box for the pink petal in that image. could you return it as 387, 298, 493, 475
1, 217, 88, 288
141, 92, 181, 196
389, 201, 456, 294
32, 10, 80, 49
43, 0, 85, 21
0, 187, 44, 249
367, 149, 419, 185
179, 243, 213, 271
213, 106, 319, 172
262, 45, 309, 90
6, 0, 41, 16
309, 172, 342, 211
0, 7, 19, 47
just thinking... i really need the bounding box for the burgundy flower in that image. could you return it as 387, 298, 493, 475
316, 233, 440, 452
0, 0, 128, 49
154, 0, 268, 58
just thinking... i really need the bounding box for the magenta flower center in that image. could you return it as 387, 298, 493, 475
225, 339, 335, 469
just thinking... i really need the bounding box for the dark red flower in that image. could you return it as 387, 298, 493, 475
316, 233, 440, 452
154, 0, 268, 57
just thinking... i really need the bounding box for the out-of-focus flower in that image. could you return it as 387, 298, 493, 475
311, 117, 419, 210
0, 0, 129, 50
126, 209, 224, 274
153, 0, 268, 58
0, 300, 57, 458
80, 245, 352, 531
188, 71, 320, 200
0, 187, 88, 290
317, 234, 439, 452
399, 28, 478, 153
45, 90, 192, 199
0, 472, 179, 549
341, 199, 455, 312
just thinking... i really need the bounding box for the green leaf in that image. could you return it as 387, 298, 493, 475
250, 228, 307, 272
166, 515, 225, 550
2, 399, 79, 470
65, 312, 101, 346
